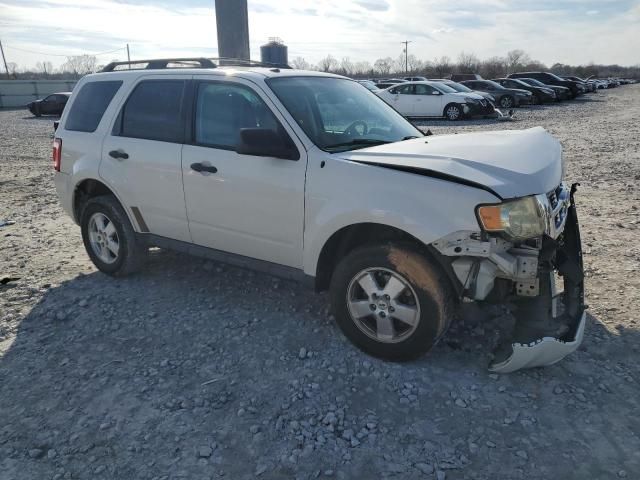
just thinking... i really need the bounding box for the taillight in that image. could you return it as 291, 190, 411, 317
52, 138, 62, 172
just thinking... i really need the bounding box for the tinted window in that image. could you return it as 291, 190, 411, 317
119, 80, 185, 143
65, 81, 122, 132
415, 84, 436, 95
194, 82, 280, 149
396, 84, 414, 95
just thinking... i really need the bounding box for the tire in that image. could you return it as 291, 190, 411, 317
443, 103, 462, 121
80, 195, 144, 276
329, 243, 455, 361
499, 95, 514, 109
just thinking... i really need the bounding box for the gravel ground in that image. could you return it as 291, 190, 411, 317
1, 85, 639, 480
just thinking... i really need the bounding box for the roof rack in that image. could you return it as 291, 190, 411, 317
101, 57, 290, 72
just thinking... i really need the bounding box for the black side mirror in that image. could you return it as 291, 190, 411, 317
236, 128, 299, 161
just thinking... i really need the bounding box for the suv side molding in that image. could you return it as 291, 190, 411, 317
140, 233, 314, 287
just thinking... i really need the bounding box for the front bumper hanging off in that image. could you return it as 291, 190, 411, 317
489, 184, 586, 373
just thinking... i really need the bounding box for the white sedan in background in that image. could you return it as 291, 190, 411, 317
375, 81, 487, 120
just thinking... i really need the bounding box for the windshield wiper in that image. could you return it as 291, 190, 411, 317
324, 138, 392, 151
402, 135, 420, 140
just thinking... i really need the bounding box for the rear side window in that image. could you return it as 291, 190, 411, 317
117, 80, 185, 143
65, 81, 122, 132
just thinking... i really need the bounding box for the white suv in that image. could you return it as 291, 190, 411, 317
53, 58, 586, 373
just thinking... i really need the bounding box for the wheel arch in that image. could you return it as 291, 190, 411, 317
72, 178, 137, 230
314, 222, 461, 296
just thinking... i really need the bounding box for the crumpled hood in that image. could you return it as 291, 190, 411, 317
338, 126, 562, 199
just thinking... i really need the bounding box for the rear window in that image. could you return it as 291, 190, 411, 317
115, 80, 185, 143
65, 81, 122, 132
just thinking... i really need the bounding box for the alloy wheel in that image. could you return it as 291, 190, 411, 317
88, 212, 120, 264
346, 268, 421, 343
445, 105, 460, 120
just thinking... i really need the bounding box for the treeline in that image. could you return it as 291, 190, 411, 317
293, 50, 640, 80
2, 55, 100, 80
4, 50, 639, 80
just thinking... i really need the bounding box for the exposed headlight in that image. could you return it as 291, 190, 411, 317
476, 197, 546, 240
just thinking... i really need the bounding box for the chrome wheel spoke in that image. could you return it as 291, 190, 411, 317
104, 221, 116, 238
106, 238, 119, 257
357, 272, 379, 296
391, 304, 418, 326
87, 212, 119, 265
350, 300, 373, 319
375, 315, 395, 341
382, 275, 405, 300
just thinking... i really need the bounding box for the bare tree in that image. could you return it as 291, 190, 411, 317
317, 54, 338, 72
394, 54, 407, 74
353, 61, 372, 76
481, 56, 506, 79
290, 56, 311, 70
35, 61, 53, 77
373, 57, 394, 76
457, 51, 480, 73
433, 56, 452, 77
61, 55, 98, 78
505, 49, 531, 73
340, 57, 355, 76
406, 54, 423, 73
6, 62, 18, 78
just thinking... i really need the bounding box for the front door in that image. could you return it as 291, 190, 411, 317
99, 76, 191, 242
181, 78, 307, 268
413, 84, 443, 116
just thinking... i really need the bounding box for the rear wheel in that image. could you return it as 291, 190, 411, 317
444, 103, 462, 121
330, 244, 455, 361
80, 195, 145, 276
499, 95, 514, 108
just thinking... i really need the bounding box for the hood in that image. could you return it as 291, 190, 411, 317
451, 92, 484, 100
338, 127, 562, 199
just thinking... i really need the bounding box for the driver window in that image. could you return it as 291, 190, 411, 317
396, 84, 414, 95
414, 84, 436, 95
195, 82, 280, 149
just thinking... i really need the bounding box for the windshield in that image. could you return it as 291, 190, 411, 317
445, 82, 472, 93
268, 77, 421, 152
483, 80, 504, 89
358, 80, 378, 91
431, 82, 457, 93
547, 73, 566, 81
522, 78, 546, 87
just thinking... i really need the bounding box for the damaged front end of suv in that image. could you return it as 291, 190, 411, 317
432, 183, 586, 372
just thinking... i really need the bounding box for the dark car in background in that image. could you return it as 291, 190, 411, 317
562, 75, 594, 92
374, 78, 408, 89
508, 72, 581, 98
27, 92, 71, 117
460, 79, 533, 108
430, 78, 497, 104
450, 73, 483, 82
492, 77, 556, 104
516, 77, 571, 101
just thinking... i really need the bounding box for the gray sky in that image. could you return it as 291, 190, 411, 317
1, 0, 639, 69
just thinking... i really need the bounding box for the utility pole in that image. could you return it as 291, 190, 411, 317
0, 39, 10, 79
401, 40, 412, 74
126, 43, 131, 69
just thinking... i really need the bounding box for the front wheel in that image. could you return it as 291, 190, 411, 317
444, 103, 463, 121
330, 244, 455, 361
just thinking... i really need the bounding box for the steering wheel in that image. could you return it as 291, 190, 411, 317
344, 120, 368, 137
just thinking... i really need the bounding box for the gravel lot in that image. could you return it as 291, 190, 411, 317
1, 85, 639, 480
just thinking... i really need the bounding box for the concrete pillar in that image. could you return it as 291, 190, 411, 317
215, 0, 250, 62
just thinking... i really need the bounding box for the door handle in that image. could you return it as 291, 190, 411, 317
109, 149, 129, 160
190, 163, 217, 174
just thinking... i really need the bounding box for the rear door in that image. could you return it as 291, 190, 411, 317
99, 76, 191, 242
180, 77, 307, 268
413, 84, 443, 116
387, 84, 415, 115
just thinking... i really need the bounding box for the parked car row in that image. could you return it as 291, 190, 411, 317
358, 71, 634, 121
